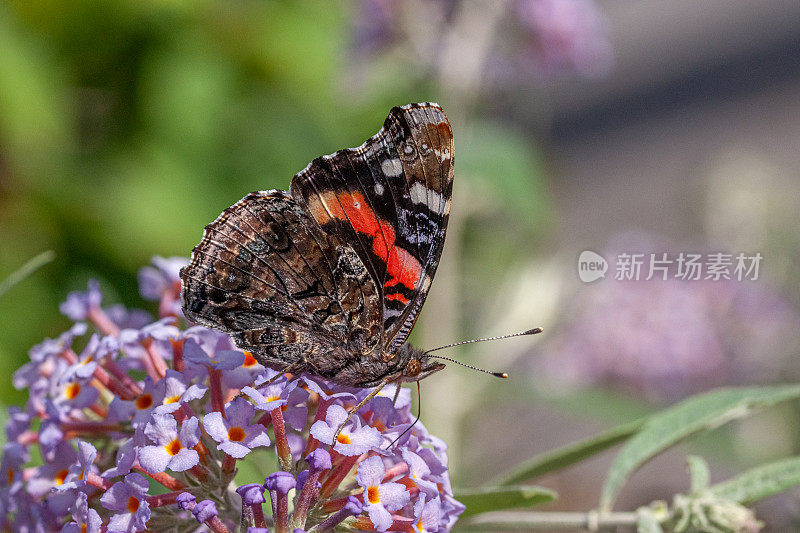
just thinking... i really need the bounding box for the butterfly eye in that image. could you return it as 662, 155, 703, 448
405, 357, 422, 378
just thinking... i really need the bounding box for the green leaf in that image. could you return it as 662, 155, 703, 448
600, 385, 800, 511
494, 419, 643, 486
455, 486, 556, 518
711, 456, 800, 505
0, 251, 55, 300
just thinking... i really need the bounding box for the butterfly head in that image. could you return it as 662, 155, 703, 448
396, 343, 445, 383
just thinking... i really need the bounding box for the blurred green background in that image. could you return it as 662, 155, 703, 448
3, 0, 800, 527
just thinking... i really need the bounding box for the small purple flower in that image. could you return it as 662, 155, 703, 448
356, 455, 411, 532
242, 379, 291, 412
104, 304, 153, 329
302, 375, 358, 403
264, 471, 296, 495
109, 376, 160, 427
58, 440, 98, 490
412, 493, 442, 533
27, 322, 88, 364
0, 442, 28, 493
152, 369, 207, 414
61, 492, 102, 533
310, 404, 382, 456
99, 473, 151, 532
203, 397, 271, 458
138, 256, 186, 301
102, 438, 136, 479
4, 407, 30, 442
26, 441, 76, 497
59, 280, 102, 321
401, 448, 439, 496
237, 483, 266, 505
183, 338, 244, 370
192, 499, 218, 523
52, 374, 99, 411
139, 414, 200, 473
176, 492, 196, 510
61, 334, 100, 382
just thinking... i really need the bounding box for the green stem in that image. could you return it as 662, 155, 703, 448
463, 511, 639, 531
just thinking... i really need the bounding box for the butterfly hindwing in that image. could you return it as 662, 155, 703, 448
180, 190, 382, 369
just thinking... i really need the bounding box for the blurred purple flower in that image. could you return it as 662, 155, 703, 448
515, 0, 613, 77
59, 280, 102, 321
541, 240, 800, 401
62, 493, 102, 533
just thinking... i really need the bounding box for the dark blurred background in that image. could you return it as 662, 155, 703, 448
3, 0, 800, 527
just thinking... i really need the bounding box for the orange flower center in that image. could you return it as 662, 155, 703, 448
336, 433, 351, 445
164, 395, 181, 404
243, 351, 258, 367
228, 426, 246, 442
165, 438, 182, 456
126, 496, 140, 513
55, 468, 69, 485
65, 382, 81, 400
136, 394, 153, 410
367, 486, 380, 504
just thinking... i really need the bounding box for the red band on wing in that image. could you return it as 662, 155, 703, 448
307, 191, 421, 294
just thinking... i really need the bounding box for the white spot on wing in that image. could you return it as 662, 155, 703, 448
381, 158, 403, 177
374, 182, 384, 195
409, 182, 445, 212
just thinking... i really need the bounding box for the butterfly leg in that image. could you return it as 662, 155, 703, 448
391, 381, 403, 406
333, 378, 390, 443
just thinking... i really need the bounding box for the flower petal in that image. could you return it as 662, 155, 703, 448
355, 455, 385, 488
365, 501, 393, 532
379, 481, 410, 512
202, 412, 229, 442
138, 445, 171, 474
167, 448, 199, 472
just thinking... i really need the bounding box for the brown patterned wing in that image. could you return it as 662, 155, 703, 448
180, 190, 382, 372
290, 103, 453, 357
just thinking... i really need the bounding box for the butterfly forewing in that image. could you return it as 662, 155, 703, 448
291, 102, 453, 355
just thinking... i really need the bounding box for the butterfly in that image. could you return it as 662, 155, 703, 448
180, 103, 454, 390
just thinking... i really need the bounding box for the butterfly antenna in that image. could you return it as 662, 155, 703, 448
424, 327, 543, 354
387, 381, 422, 449
423, 327, 543, 379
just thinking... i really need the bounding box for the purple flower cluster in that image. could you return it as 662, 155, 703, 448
540, 239, 800, 402
349, 0, 612, 80
1, 257, 464, 532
